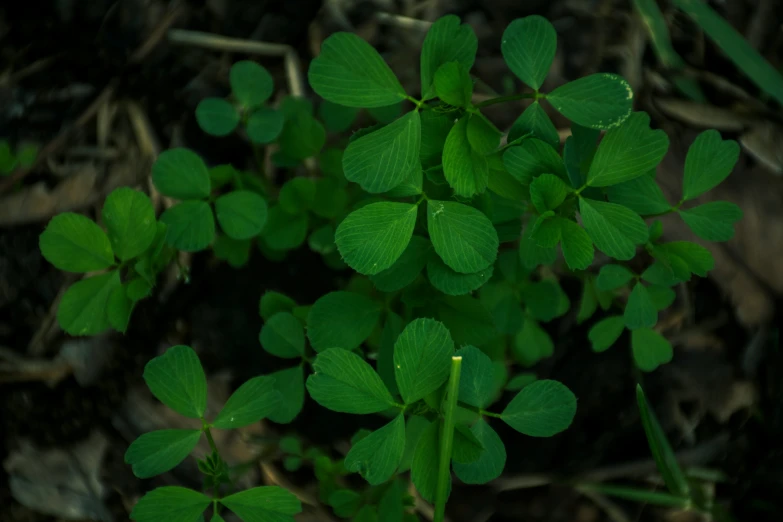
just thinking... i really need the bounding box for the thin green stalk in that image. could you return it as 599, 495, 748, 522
475, 93, 536, 108
434, 356, 462, 522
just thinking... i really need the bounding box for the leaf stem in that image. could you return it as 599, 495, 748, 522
475, 92, 536, 108
203, 424, 220, 455
433, 356, 462, 522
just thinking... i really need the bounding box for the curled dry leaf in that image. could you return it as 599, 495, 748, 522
740, 121, 783, 175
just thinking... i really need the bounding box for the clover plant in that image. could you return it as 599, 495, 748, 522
37, 14, 742, 522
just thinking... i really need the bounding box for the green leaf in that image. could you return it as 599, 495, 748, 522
513, 319, 554, 367
259, 291, 296, 320
101, 188, 157, 261
632, 328, 673, 372
654, 241, 714, 277
596, 264, 635, 291
452, 424, 484, 464
378, 313, 404, 397
127, 277, 153, 302
394, 318, 454, 404
319, 101, 359, 132
455, 345, 494, 408
606, 174, 672, 215
213, 375, 280, 429
503, 138, 566, 186
546, 74, 633, 130
57, 271, 121, 336
530, 174, 568, 213
519, 222, 557, 270
220, 486, 301, 522
428, 200, 499, 273
679, 201, 742, 242
268, 366, 305, 424
521, 280, 562, 322
246, 107, 285, 144
559, 218, 594, 270
345, 414, 406, 484
452, 419, 506, 484
160, 201, 215, 252
588, 315, 625, 352
195, 98, 239, 136
108, 284, 134, 333
443, 116, 489, 197
579, 198, 648, 260
398, 416, 429, 473
215, 190, 267, 240
420, 109, 454, 167
437, 295, 496, 346
466, 113, 502, 155
378, 479, 405, 522
277, 98, 325, 160
143, 345, 207, 419
501, 379, 577, 437
509, 101, 559, 148
306, 348, 395, 414
40, 213, 114, 272
434, 62, 473, 106
309, 32, 406, 107
125, 429, 201, 479
329, 489, 362, 517
420, 15, 478, 98
586, 112, 669, 187
624, 283, 658, 330
152, 148, 211, 200
368, 102, 403, 124
279, 178, 315, 216
213, 235, 251, 267
411, 421, 445, 502
343, 111, 421, 193
647, 285, 676, 311
307, 291, 381, 353
261, 206, 308, 251
230, 60, 274, 108
335, 201, 417, 275
259, 312, 305, 358
369, 236, 431, 292
130, 486, 211, 522
682, 130, 740, 200
427, 255, 493, 296
308, 225, 336, 255
501, 16, 557, 90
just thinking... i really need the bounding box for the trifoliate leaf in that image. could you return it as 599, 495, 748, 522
624, 283, 657, 330
126, 277, 152, 302
279, 178, 316, 215
152, 148, 211, 200
335, 201, 417, 275
246, 107, 284, 144
215, 190, 267, 240
369, 235, 430, 292
682, 129, 740, 201
443, 116, 488, 197
679, 201, 742, 242
452, 419, 506, 484
345, 414, 406, 484
512, 319, 554, 366
160, 201, 215, 252
606, 173, 671, 215
411, 421, 445, 502
40, 213, 114, 272
501, 16, 556, 90
434, 62, 473, 107
436, 295, 496, 346
260, 312, 305, 358
309, 32, 406, 107
631, 328, 673, 372
259, 291, 296, 320
130, 486, 210, 522
306, 291, 382, 352
319, 101, 359, 132
466, 113, 502, 155
58, 271, 121, 336
502, 138, 566, 185
220, 486, 301, 522
508, 101, 559, 148
195, 98, 239, 136
306, 348, 395, 414
586, 112, 669, 187
455, 345, 495, 409
262, 205, 308, 251
559, 218, 594, 270
579, 198, 648, 260
546, 73, 634, 130
143, 345, 207, 419
596, 264, 635, 291
530, 174, 568, 213
428, 200, 499, 273
213, 375, 280, 429
501, 379, 577, 437
125, 429, 201, 478
420, 15, 478, 98
427, 256, 493, 295
394, 318, 454, 404
267, 366, 305, 424
343, 111, 421, 193
588, 315, 625, 352
230, 60, 274, 108
108, 284, 133, 333
102, 188, 157, 261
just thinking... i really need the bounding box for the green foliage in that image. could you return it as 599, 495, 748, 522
501, 16, 556, 91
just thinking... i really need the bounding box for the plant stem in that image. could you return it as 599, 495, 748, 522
204, 425, 220, 455
475, 93, 536, 108
433, 356, 462, 522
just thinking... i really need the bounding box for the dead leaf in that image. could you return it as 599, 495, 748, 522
654, 98, 753, 131
0, 168, 97, 226
740, 121, 783, 175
